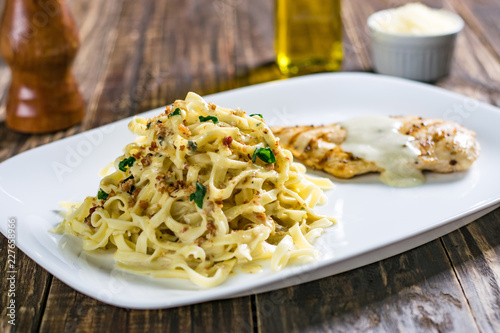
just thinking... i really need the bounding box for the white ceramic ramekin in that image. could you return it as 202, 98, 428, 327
367, 9, 464, 82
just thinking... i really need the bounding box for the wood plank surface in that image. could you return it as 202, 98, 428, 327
442, 210, 500, 333
256, 240, 478, 332
0, 0, 499, 332
40, 277, 254, 333
0, 242, 52, 333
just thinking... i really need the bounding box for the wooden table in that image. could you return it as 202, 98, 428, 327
1, 0, 499, 332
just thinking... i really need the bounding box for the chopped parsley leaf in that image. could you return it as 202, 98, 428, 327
189, 182, 206, 208
188, 140, 198, 153
249, 113, 263, 118
118, 156, 136, 172
252, 147, 276, 164
146, 122, 151, 129
168, 108, 182, 118
199, 115, 219, 124
97, 188, 109, 200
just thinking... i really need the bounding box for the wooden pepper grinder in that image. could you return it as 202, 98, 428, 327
0, 0, 85, 133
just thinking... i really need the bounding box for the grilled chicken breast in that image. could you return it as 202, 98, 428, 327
271, 116, 480, 179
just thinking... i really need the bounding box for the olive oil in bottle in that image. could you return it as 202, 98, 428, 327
275, 0, 343, 75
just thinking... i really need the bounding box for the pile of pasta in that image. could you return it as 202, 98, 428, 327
55, 92, 335, 288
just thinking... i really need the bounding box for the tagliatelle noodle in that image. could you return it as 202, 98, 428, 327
54, 92, 335, 288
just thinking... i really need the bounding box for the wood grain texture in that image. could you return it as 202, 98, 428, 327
0, 0, 123, 162
40, 277, 254, 333
442, 210, 500, 333
0, 0, 499, 332
256, 240, 478, 333
0, 237, 52, 333
0, 0, 86, 133
446, 0, 500, 67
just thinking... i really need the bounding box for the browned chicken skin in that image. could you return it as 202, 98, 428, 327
271, 116, 480, 179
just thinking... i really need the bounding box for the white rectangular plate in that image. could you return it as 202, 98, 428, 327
1, 73, 500, 309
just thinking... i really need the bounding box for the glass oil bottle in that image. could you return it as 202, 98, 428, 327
275, 0, 343, 75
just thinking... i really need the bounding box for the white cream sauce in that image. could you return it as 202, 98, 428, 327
340, 115, 425, 187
